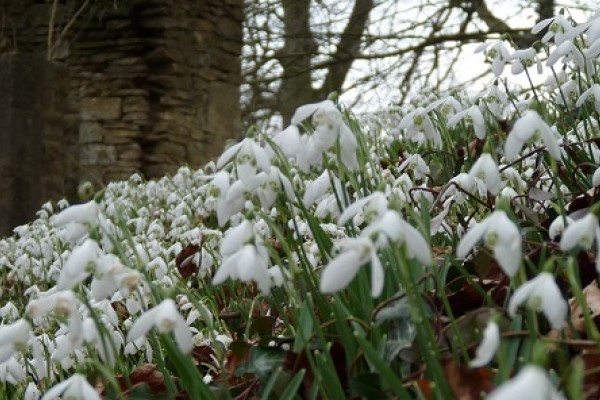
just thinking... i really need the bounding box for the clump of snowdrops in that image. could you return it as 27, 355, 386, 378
3, 8, 600, 400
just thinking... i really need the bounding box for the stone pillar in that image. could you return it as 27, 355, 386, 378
0, 53, 66, 236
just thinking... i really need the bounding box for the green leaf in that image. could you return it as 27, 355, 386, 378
293, 302, 315, 353
373, 297, 417, 362
349, 373, 385, 399
279, 370, 306, 400
236, 346, 286, 378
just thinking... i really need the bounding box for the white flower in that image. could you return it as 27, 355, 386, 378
361, 210, 432, 266
217, 138, 271, 185
269, 125, 301, 159
398, 107, 441, 148
487, 365, 565, 400
475, 40, 511, 77
508, 272, 567, 329
447, 105, 486, 139
209, 171, 246, 227
252, 167, 295, 210
555, 79, 579, 107
576, 84, 600, 114
468, 154, 503, 195
480, 84, 509, 118
548, 216, 573, 241
560, 212, 600, 272
504, 110, 561, 162
320, 238, 384, 297
57, 239, 102, 290
547, 40, 585, 70
469, 320, 500, 368
303, 170, 343, 207
425, 96, 463, 117
50, 200, 98, 227
50, 200, 99, 243
398, 154, 430, 180
41, 373, 101, 400
444, 173, 475, 204
24, 382, 41, 400
0, 356, 26, 385
457, 210, 521, 278
291, 100, 358, 170
593, 167, 600, 187
338, 192, 388, 226
220, 219, 254, 256
212, 243, 271, 295
0, 319, 31, 364
532, 13, 588, 45
127, 299, 193, 353
26, 291, 83, 346
511, 48, 543, 75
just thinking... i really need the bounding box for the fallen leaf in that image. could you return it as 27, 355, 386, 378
175, 244, 199, 279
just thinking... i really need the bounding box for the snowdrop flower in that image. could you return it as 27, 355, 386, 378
210, 171, 245, 227
27, 290, 83, 350
555, 79, 579, 107
212, 243, 271, 295
457, 210, 521, 277
480, 84, 509, 118
593, 167, 600, 187
338, 192, 388, 226
57, 239, 102, 290
468, 154, 503, 195
532, 12, 587, 45
127, 299, 193, 353
425, 95, 463, 117
320, 237, 384, 297
576, 84, 600, 113
444, 173, 475, 205
475, 40, 511, 76
24, 382, 41, 400
511, 48, 543, 75
0, 319, 31, 363
291, 100, 358, 170
50, 200, 99, 243
508, 272, 567, 329
303, 170, 343, 208
0, 302, 19, 320
469, 320, 500, 368
361, 210, 432, 266
560, 212, 600, 272
504, 110, 561, 162
41, 373, 101, 400
217, 137, 271, 185
0, 356, 26, 384
398, 154, 430, 180
549, 215, 573, 241
269, 125, 301, 159
220, 219, 254, 256
253, 167, 295, 210
547, 40, 585, 71
487, 365, 565, 400
398, 107, 441, 148
448, 105, 486, 139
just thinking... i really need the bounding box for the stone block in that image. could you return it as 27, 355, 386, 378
123, 96, 150, 113
104, 128, 141, 144
80, 144, 117, 166
118, 143, 142, 161
79, 121, 104, 143
206, 81, 240, 138
81, 97, 122, 120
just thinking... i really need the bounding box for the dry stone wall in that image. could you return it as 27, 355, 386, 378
1, 0, 243, 187
0, 53, 67, 235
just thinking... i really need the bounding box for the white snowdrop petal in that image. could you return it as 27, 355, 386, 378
469, 321, 500, 368
320, 250, 363, 294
